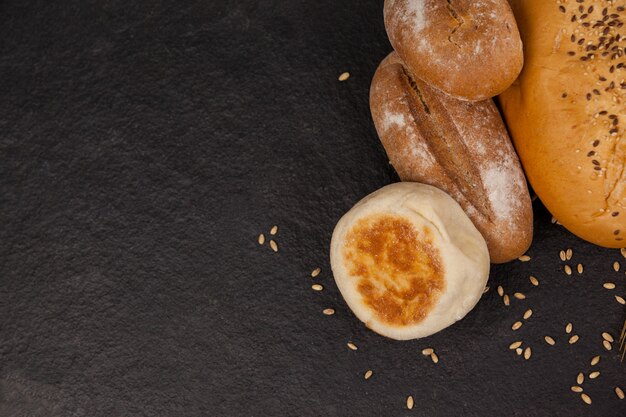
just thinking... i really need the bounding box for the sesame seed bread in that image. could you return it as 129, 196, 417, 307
383, 0, 523, 101
330, 182, 490, 340
499, 0, 626, 247
370, 52, 533, 263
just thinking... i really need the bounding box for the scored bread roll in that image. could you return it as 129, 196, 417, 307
370, 52, 533, 264
499, 0, 626, 247
330, 182, 490, 340
383, 0, 523, 101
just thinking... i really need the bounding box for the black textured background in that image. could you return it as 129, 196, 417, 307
0, 1, 624, 416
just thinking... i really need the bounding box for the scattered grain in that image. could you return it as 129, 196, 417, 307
571, 386, 583, 393
323, 308, 335, 315
311, 267, 321, 277
602, 332, 614, 342
590, 355, 600, 366
560, 250, 566, 261
347, 342, 358, 351
497, 285, 504, 297
514, 292, 526, 300
545, 336, 556, 345
614, 261, 620, 271
519, 255, 531, 262
503, 295, 510, 306
270, 225, 278, 235
483, 286, 490, 294
621, 248, 626, 258
430, 352, 439, 363
581, 393, 592, 405
604, 282, 616, 289
422, 348, 434, 356
589, 371, 600, 379
406, 395, 414, 410
311, 284, 323, 291
566, 323, 573, 334
258, 233, 265, 245
516, 348, 523, 355
338, 72, 350, 82
616, 295, 626, 305
577, 263, 583, 274
524, 347, 531, 360
509, 341, 523, 350
616, 387, 625, 399
269, 240, 278, 252
577, 373, 584, 385
569, 335, 580, 344
564, 265, 573, 275
603, 340, 613, 350
566, 248, 573, 260
512, 321, 523, 330
364, 370, 373, 380
523, 309, 533, 320
530, 276, 539, 286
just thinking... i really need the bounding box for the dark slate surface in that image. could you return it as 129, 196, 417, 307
0, 1, 624, 416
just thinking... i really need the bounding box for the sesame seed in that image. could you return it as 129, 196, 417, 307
503, 295, 510, 306
514, 292, 526, 300
311, 284, 323, 291
270, 225, 278, 235
577, 263, 583, 274
323, 308, 335, 315
616, 387, 625, 400
581, 393, 592, 405
529, 276, 539, 286
364, 370, 373, 380
603, 340, 612, 350
571, 386, 583, 393
269, 240, 278, 252
338, 72, 350, 82
516, 348, 523, 355
569, 335, 580, 344
614, 261, 620, 271
616, 295, 626, 304
566, 248, 573, 260
566, 323, 573, 334
578, 373, 585, 385
406, 395, 414, 410
422, 348, 434, 356
590, 355, 600, 366
564, 265, 573, 275
347, 342, 358, 351
430, 352, 439, 363
258, 233, 265, 245
512, 321, 523, 330
589, 371, 600, 379
509, 341, 523, 350
560, 250, 567, 261
523, 309, 533, 320
311, 267, 321, 277
524, 347, 531, 360
497, 286, 504, 297
602, 332, 614, 342
604, 282, 616, 289
518, 255, 531, 262
545, 336, 556, 345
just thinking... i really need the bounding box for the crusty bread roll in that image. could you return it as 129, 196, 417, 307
330, 182, 490, 340
384, 0, 523, 101
499, 0, 626, 247
370, 52, 533, 263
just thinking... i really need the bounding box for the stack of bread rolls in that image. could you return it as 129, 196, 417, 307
331, 0, 532, 340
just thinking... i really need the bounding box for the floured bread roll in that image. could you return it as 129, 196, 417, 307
330, 182, 490, 340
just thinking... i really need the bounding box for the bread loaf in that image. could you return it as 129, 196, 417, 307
383, 0, 523, 101
330, 182, 490, 340
499, 0, 626, 247
370, 52, 533, 263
